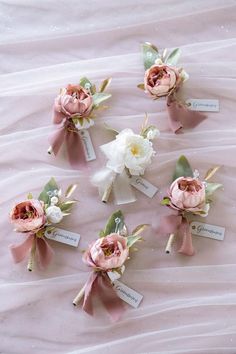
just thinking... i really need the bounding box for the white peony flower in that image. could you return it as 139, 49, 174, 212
50, 196, 59, 205
46, 206, 63, 224
100, 128, 155, 176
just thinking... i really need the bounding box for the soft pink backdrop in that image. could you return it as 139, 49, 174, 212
0, 1, 236, 353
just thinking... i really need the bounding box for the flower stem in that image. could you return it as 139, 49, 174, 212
47, 146, 53, 155
27, 237, 36, 271
102, 182, 113, 203
165, 233, 175, 254
73, 284, 86, 306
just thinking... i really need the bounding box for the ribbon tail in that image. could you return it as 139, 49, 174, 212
96, 273, 125, 322
158, 214, 183, 235
178, 218, 195, 256
65, 130, 86, 169
49, 126, 66, 155
9, 234, 34, 263
82, 272, 98, 316
167, 96, 183, 133
36, 237, 54, 269
113, 171, 136, 205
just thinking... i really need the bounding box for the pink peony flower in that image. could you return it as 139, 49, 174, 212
144, 64, 181, 98
83, 233, 129, 271
54, 84, 93, 122
169, 177, 208, 214
10, 199, 46, 232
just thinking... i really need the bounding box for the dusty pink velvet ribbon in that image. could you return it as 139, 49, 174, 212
167, 95, 206, 133
81, 271, 125, 322
160, 214, 194, 256
49, 110, 86, 169
10, 233, 54, 269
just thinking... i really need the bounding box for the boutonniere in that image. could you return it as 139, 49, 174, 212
9, 178, 77, 271
160, 156, 222, 255
73, 210, 148, 321
48, 77, 111, 168
91, 117, 159, 204
138, 43, 206, 133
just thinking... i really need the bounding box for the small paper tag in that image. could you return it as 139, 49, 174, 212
129, 176, 158, 198
186, 99, 219, 112
79, 130, 96, 161
112, 280, 143, 308
190, 221, 225, 241
45, 228, 81, 247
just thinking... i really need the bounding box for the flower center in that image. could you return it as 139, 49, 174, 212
130, 144, 141, 156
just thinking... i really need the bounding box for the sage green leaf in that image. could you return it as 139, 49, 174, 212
131, 224, 149, 236
161, 197, 170, 206
204, 166, 220, 181
60, 200, 77, 213
27, 192, 33, 199
127, 235, 142, 248
141, 42, 160, 70
165, 48, 181, 66
99, 77, 112, 92
205, 182, 223, 198
38, 178, 59, 204
65, 184, 78, 198
79, 77, 92, 90
92, 92, 111, 107
102, 210, 125, 236
172, 155, 193, 181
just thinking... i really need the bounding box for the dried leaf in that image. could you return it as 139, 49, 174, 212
131, 224, 149, 236
104, 123, 119, 136
99, 77, 112, 93
27, 192, 33, 199
204, 166, 220, 181
137, 83, 145, 90
65, 184, 78, 198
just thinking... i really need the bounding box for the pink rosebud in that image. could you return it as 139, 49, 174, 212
54, 84, 93, 120
83, 233, 129, 271
10, 199, 46, 232
169, 177, 207, 214
144, 64, 181, 98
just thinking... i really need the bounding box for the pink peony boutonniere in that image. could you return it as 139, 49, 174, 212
73, 210, 148, 321
160, 156, 222, 256
9, 178, 78, 271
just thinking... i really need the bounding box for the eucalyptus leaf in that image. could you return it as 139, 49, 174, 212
205, 182, 222, 198
172, 155, 193, 181
165, 48, 181, 66
99, 77, 112, 93
131, 224, 149, 236
102, 210, 125, 236
92, 92, 111, 107
79, 77, 92, 90
38, 178, 59, 204
127, 235, 142, 248
65, 184, 78, 198
141, 42, 160, 70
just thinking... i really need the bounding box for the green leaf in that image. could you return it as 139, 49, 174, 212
59, 200, 77, 213
172, 155, 193, 181
38, 178, 59, 204
65, 184, 78, 198
141, 42, 160, 70
79, 77, 93, 90
102, 210, 125, 236
205, 182, 222, 198
27, 192, 33, 199
165, 48, 181, 66
99, 77, 112, 92
92, 92, 111, 107
131, 224, 149, 236
127, 235, 142, 248
137, 83, 145, 90
161, 197, 170, 206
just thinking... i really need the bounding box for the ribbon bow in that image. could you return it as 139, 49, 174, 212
159, 214, 194, 256
49, 110, 86, 169
79, 271, 125, 322
10, 233, 54, 269
167, 95, 207, 134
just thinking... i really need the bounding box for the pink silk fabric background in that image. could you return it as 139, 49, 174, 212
1, 1, 236, 353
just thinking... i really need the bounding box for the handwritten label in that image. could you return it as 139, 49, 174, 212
130, 176, 158, 198
190, 221, 225, 241
79, 130, 96, 162
186, 99, 219, 112
113, 280, 143, 308
45, 228, 81, 247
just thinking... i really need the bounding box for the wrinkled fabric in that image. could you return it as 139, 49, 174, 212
1, 1, 236, 353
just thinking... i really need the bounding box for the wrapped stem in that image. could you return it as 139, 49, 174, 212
165, 233, 175, 254
47, 146, 53, 155
27, 236, 36, 271
73, 284, 86, 306
102, 182, 113, 203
